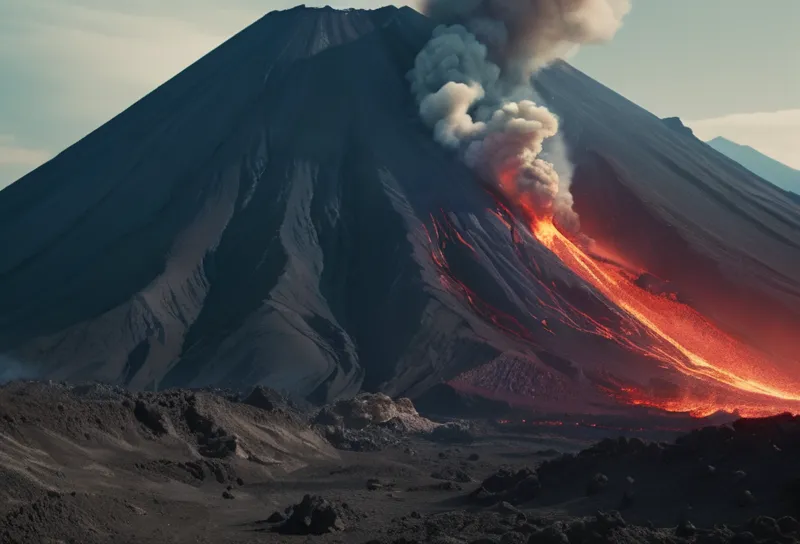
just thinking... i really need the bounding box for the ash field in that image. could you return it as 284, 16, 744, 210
4, 382, 800, 544
1, 1, 800, 542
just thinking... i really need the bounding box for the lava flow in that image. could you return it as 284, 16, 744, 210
422, 197, 800, 418
531, 217, 800, 418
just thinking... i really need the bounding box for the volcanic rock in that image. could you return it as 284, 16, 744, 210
431, 467, 472, 483
472, 468, 540, 505
318, 424, 385, 452
133, 400, 169, 435
314, 407, 344, 426
409, 481, 463, 492
14, 381, 800, 543
429, 422, 475, 444
591, 510, 627, 535
328, 393, 438, 432
275, 494, 354, 535
497, 502, 525, 519
498, 532, 526, 544
243, 386, 287, 413
315, 394, 444, 451
482, 469, 524, 494
367, 478, 397, 491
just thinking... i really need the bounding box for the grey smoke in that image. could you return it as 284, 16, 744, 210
422, 0, 632, 74
419, 82, 484, 147
409, 0, 631, 232
410, 25, 500, 104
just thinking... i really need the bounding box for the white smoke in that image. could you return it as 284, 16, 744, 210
409, 0, 631, 232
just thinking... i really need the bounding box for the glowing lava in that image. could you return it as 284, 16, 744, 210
422, 200, 800, 418
531, 217, 800, 417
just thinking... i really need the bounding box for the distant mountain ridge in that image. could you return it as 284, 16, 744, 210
707, 136, 800, 195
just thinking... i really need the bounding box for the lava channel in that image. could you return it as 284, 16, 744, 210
531, 217, 800, 418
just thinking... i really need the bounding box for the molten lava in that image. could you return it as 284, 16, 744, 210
423, 195, 800, 419
531, 217, 800, 418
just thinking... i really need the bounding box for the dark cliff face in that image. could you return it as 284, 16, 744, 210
1, 7, 799, 409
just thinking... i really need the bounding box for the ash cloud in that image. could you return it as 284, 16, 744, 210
422, 0, 631, 74
409, 0, 631, 232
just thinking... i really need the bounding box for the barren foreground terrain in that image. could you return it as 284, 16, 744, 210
1, 382, 800, 543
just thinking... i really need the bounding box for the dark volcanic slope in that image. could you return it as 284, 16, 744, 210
1, 7, 799, 408
535, 65, 800, 365
0, 6, 525, 400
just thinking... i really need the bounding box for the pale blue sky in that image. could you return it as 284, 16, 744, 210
1, 0, 798, 187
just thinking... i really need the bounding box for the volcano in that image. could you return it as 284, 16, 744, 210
1, 6, 799, 416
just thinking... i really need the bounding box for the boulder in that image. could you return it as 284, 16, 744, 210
243, 386, 286, 413
275, 494, 350, 535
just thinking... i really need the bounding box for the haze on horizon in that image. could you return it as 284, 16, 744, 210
0, 0, 798, 188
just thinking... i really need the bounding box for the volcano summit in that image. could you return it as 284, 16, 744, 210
1, 5, 800, 418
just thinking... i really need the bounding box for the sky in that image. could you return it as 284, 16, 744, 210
0, 0, 798, 188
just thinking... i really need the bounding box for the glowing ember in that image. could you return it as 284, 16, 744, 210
531, 217, 800, 417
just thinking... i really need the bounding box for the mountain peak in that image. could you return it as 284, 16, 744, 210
708, 136, 749, 151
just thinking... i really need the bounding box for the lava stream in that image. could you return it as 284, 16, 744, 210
532, 218, 800, 416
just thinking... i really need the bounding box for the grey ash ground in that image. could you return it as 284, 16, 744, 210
2, 382, 800, 543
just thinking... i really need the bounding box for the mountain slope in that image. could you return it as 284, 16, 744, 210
1, 6, 799, 413
707, 136, 800, 195
536, 66, 800, 353
0, 6, 536, 401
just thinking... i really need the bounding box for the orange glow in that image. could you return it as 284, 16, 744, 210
423, 200, 800, 419
531, 217, 800, 418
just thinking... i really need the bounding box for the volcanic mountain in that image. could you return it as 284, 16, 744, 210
1, 6, 799, 416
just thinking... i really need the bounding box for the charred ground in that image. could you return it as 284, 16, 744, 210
2, 381, 800, 543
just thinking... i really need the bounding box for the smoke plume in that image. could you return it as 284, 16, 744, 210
409, 0, 631, 232
422, 0, 631, 74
